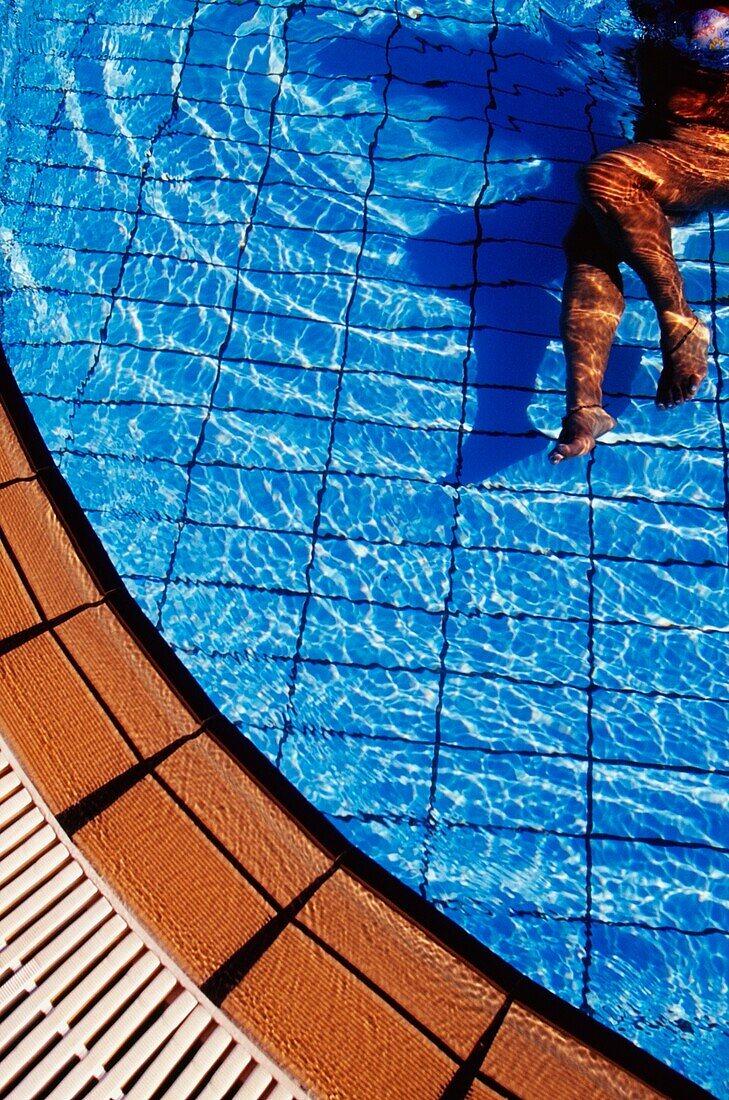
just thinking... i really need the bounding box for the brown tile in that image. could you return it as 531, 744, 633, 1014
223, 924, 459, 1100
0, 407, 34, 484
467, 1082, 507, 1099
0, 632, 135, 814
298, 868, 505, 1059
76, 776, 274, 985
0, 480, 102, 620
54, 603, 198, 757
0, 538, 41, 639
483, 1003, 663, 1100
156, 737, 332, 906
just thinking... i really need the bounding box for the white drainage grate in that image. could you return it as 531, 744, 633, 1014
0, 746, 306, 1100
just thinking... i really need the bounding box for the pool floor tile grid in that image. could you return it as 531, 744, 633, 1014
0, 0, 727, 1094
0, 354, 702, 1100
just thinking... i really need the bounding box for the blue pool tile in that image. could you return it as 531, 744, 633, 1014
350, 277, 472, 334
225, 308, 344, 371
197, 406, 332, 472
319, 471, 455, 546
160, 579, 305, 662
243, 223, 361, 278
173, 522, 311, 591
186, 463, 320, 531
12, 288, 108, 346
434, 745, 588, 834
68, 399, 206, 465
87, 507, 180, 581
120, 250, 237, 310
446, 609, 586, 689
594, 620, 729, 701
593, 559, 729, 631
215, 360, 338, 419
300, 593, 442, 671
592, 497, 726, 566
60, 450, 188, 519
104, 296, 230, 356
131, 210, 243, 267
591, 688, 729, 773
593, 761, 729, 850
84, 345, 218, 406
344, 328, 470, 384
23, 394, 74, 453
451, 544, 590, 621
125, 573, 166, 621
591, 440, 726, 509
311, 536, 450, 613
233, 268, 353, 327
267, 143, 374, 198
331, 419, 456, 481
338, 370, 463, 430
591, 838, 729, 931
332, 816, 430, 895
180, 648, 292, 751
281, 729, 433, 824
292, 661, 440, 743
17, 241, 122, 296
438, 674, 588, 757
457, 486, 591, 556
426, 820, 587, 936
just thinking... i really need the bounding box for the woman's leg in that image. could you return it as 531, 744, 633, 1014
579, 141, 723, 408
549, 209, 624, 463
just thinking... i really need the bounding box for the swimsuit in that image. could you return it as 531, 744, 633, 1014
637, 1, 729, 66
675, 6, 729, 67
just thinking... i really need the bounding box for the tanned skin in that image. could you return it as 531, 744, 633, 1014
550, 30, 729, 463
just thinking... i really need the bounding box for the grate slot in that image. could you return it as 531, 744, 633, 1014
123, 1002, 212, 1099
0, 861, 84, 948
7, 951, 163, 1100
44, 968, 178, 1100
197, 1045, 253, 1099
160, 1024, 233, 1099
0, 929, 144, 1093
82, 987, 197, 1099
0, 806, 44, 861
0, 879, 98, 981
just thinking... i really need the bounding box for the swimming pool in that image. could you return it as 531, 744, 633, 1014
0, 0, 727, 1093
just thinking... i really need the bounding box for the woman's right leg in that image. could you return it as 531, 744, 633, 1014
549, 209, 624, 464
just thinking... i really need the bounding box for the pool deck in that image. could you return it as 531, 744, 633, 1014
0, 343, 714, 1099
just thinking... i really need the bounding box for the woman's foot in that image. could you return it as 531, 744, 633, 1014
656, 314, 710, 409
549, 405, 616, 464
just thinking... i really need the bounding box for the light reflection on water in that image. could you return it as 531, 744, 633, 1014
0, 0, 727, 1091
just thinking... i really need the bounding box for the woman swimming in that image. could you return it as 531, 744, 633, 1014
550, 0, 729, 463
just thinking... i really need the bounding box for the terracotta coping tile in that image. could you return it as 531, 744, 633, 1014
0, 632, 136, 815
223, 923, 459, 1100
75, 776, 274, 985
482, 1003, 663, 1100
0, 537, 41, 639
0, 480, 102, 620
298, 868, 505, 1060
0, 406, 34, 484
155, 737, 332, 907
467, 1082, 509, 1099
53, 603, 199, 758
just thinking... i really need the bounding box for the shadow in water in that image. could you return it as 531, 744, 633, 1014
313, 15, 644, 482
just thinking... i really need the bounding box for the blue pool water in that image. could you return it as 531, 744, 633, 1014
0, 0, 727, 1091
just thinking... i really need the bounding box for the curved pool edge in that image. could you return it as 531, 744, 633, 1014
0, 342, 714, 1099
